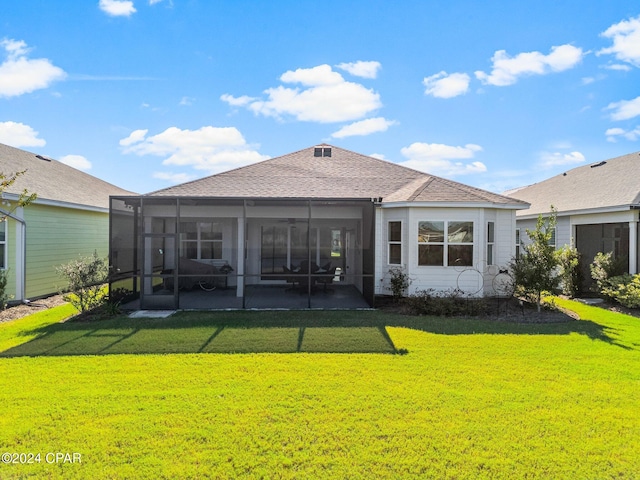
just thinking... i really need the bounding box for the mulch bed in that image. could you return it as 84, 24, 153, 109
0, 294, 68, 324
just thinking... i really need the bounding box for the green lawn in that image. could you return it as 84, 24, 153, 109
1, 300, 639, 479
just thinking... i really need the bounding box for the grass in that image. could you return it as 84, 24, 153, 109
0, 300, 639, 478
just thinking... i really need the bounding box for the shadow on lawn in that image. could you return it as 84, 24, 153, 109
1, 309, 633, 357
0, 314, 403, 357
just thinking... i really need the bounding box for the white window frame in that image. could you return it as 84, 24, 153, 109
180, 221, 223, 260
548, 227, 557, 248
388, 221, 402, 265
487, 221, 495, 266
515, 228, 521, 258
418, 220, 474, 267
0, 220, 6, 270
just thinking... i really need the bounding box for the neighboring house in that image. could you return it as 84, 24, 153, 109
110, 144, 528, 310
506, 151, 640, 287
0, 143, 135, 302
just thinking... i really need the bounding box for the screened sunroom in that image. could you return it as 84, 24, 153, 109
109, 196, 376, 310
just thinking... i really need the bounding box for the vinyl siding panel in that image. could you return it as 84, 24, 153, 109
24, 204, 109, 299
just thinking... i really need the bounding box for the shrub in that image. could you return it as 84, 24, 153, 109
388, 267, 411, 302
600, 274, 640, 308
0, 268, 12, 310
402, 289, 489, 317
590, 252, 628, 293
56, 252, 109, 313
555, 244, 581, 297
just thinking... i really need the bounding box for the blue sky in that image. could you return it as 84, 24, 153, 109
1, 1, 640, 195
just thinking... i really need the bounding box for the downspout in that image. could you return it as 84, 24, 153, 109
0, 208, 27, 303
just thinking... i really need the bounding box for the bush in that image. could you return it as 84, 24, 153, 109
388, 267, 411, 302
555, 244, 581, 297
590, 252, 628, 293
402, 289, 489, 317
600, 274, 640, 308
56, 252, 109, 313
0, 269, 12, 310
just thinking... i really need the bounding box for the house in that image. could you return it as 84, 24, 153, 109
505, 151, 640, 288
0, 142, 135, 302
109, 144, 528, 309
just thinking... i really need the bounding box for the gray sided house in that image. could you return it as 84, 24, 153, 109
506, 151, 640, 287
0, 143, 135, 302
110, 144, 528, 310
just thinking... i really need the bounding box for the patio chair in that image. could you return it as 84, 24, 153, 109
315, 266, 337, 292
283, 265, 300, 291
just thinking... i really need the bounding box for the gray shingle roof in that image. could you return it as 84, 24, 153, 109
506, 151, 640, 217
149, 144, 526, 207
0, 143, 135, 210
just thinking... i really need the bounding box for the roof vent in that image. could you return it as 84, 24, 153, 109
314, 147, 331, 158
35, 154, 52, 162
590, 161, 606, 168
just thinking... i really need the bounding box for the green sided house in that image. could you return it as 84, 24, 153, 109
110, 144, 528, 309
0, 142, 135, 303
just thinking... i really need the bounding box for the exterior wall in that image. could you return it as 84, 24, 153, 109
22, 204, 109, 299
3, 216, 17, 301
376, 206, 518, 297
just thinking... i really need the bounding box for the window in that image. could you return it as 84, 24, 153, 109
388, 221, 402, 265
548, 227, 556, 248
314, 147, 332, 157
515, 228, 521, 258
418, 221, 473, 266
0, 220, 5, 269
179, 222, 223, 259
487, 222, 495, 265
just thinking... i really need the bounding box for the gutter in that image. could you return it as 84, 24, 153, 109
0, 208, 26, 302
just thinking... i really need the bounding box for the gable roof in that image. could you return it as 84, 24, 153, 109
506, 151, 640, 217
149, 144, 526, 208
0, 143, 135, 210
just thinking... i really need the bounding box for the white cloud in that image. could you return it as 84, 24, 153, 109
423, 71, 470, 98
538, 151, 586, 168
0, 39, 66, 97
152, 171, 197, 184
220, 94, 256, 107
598, 15, 640, 67
606, 126, 640, 142
0, 121, 46, 147
120, 125, 270, 174
221, 64, 382, 123
179, 96, 194, 106
99, 0, 136, 16
603, 63, 632, 71
335, 61, 381, 79
369, 153, 386, 160
399, 142, 486, 176
605, 96, 640, 121
475, 44, 584, 86
330, 117, 397, 138
59, 154, 92, 170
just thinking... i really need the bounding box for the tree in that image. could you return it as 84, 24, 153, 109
0, 170, 38, 220
510, 207, 558, 312
56, 252, 109, 313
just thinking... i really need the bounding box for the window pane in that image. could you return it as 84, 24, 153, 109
389, 244, 402, 265
180, 242, 197, 259
0, 244, 4, 269
201, 242, 222, 259
180, 222, 197, 240
487, 244, 494, 265
487, 222, 494, 242
0, 221, 5, 242
418, 222, 444, 243
448, 245, 473, 266
418, 245, 443, 266
389, 221, 401, 242
200, 222, 223, 241
448, 222, 473, 243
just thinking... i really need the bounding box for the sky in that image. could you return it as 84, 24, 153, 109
1, 1, 640, 195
